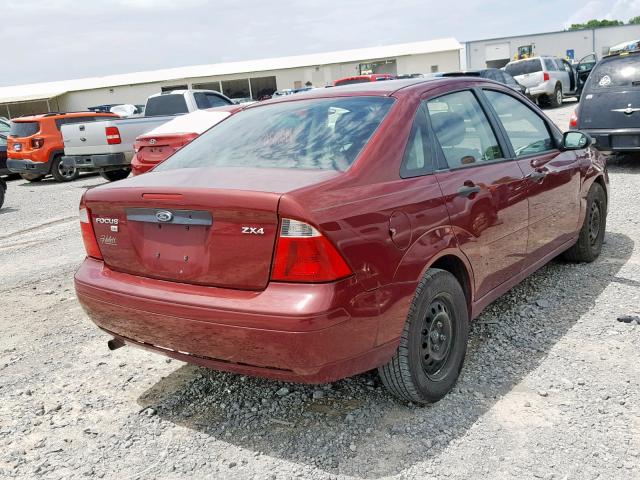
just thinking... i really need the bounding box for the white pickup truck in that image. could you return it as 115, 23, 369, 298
61, 89, 232, 181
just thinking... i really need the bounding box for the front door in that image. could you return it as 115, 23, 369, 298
482, 89, 582, 263
426, 90, 529, 299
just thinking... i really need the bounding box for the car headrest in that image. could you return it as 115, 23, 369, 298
430, 111, 466, 148
334, 110, 369, 141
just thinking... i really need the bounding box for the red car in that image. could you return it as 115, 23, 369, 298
131, 105, 242, 176
75, 78, 608, 404
333, 74, 395, 86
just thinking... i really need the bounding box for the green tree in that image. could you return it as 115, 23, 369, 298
629, 16, 640, 24
569, 19, 624, 30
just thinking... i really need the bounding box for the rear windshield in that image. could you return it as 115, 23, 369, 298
145, 94, 189, 116
505, 59, 542, 76
585, 55, 640, 91
156, 96, 394, 172
10, 121, 40, 137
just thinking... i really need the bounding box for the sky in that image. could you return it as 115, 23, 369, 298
0, 0, 638, 87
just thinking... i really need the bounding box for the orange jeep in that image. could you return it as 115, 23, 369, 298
7, 112, 117, 182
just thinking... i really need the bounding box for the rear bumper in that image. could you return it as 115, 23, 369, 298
74, 258, 391, 383
528, 81, 554, 98
580, 129, 640, 152
7, 158, 50, 174
63, 152, 129, 171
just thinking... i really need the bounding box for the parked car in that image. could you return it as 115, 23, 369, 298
62, 90, 233, 181
272, 87, 315, 97
0, 133, 8, 176
442, 69, 530, 98
88, 104, 145, 115
0, 177, 5, 209
131, 105, 241, 175
0, 117, 10, 135
6, 111, 118, 182
505, 55, 594, 107
570, 50, 640, 153
74, 78, 608, 404
333, 74, 395, 86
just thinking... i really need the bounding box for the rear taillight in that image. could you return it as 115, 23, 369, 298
543, 72, 550, 82
79, 202, 103, 260
569, 110, 578, 129
31, 137, 44, 149
271, 219, 352, 283
105, 126, 121, 145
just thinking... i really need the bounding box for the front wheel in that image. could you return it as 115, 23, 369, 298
51, 156, 79, 182
563, 182, 607, 262
378, 268, 469, 404
19, 173, 44, 182
100, 168, 130, 182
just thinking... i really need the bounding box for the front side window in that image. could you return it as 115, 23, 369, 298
427, 90, 502, 169
401, 104, 432, 177
156, 96, 394, 172
484, 90, 555, 157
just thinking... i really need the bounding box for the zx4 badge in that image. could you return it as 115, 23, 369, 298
242, 226, 265, 235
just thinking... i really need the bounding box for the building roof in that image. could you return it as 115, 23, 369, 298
0, 38, 461, 105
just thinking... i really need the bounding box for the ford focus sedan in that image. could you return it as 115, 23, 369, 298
75, 78, 608, 404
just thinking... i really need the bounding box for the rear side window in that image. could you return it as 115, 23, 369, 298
194, 92, 232, 109
401, 104, 433, 177
484, 90, 554, 157
505, 59, 542, 76
427, 90, 502, 168
145, 94, 189, 116
10, 121, 40, 137
156, 96, 394, 172
585, 55, 640, 91
543, 58, 559, 71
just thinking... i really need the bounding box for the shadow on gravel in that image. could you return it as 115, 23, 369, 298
138, 232, 634, 478
607, 152, 640, 170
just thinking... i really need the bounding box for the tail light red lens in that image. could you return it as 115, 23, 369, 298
31, 137, 44, 149
105, 126, 121, 145
543, 72, 550, 82
569, 110, 578, 128
79, 201, 103, 260
271, 219, 352, 283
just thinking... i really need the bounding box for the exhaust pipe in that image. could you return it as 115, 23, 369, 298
107, 338, 125, 351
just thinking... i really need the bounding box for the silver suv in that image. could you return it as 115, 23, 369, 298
505, 56, 579, 108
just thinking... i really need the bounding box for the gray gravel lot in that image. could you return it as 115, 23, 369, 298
1, 101, 639, 479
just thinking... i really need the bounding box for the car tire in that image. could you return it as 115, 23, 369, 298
19, 173, 44, 182
550, 84, 563, 108
100, 169, 130, 182
563, 182, 607, 263
378, 268, 469, 404
51, 155, 79, 182
0, 183, 5, 210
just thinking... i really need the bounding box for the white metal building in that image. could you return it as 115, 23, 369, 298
465, 23, 640, 69
0, 38, 462, 118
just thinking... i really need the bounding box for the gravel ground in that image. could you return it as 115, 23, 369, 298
1, 102, 639, 479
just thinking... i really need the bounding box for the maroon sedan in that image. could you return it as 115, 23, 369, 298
75, 78, 608, 404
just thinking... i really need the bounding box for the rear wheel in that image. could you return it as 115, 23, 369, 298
378, 268, 469, 404
100, 168, 130, 182
51, 155, 79, 182
0, 183, 5, 209
550, 84, 563, 108
563, 182, 606, 262
19, 173, 44, 182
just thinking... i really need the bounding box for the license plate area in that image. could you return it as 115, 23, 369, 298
611, 135, 640, 149
14, 143, 22, 151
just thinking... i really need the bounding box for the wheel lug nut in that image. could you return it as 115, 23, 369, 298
440, 334, 446, 342
433, 345, 439, 351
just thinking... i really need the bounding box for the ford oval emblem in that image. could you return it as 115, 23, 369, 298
155, 210, 173, 223
149, 139, 157, 145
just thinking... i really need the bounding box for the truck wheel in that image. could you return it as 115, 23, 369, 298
100, 169, 130, 182
20, 173, 44, 182
378, 268, 469, 404
51, 155, 79, 182
550, 84, 563, 108
563, 182, 607, 263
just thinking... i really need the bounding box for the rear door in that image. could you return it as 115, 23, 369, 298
482, 88, 582, 261
426, 89, 529, 299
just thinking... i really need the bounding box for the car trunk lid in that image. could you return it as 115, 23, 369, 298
135, 133, 198, 167
579, 89, 640, 129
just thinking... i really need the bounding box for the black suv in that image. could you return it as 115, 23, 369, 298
572, 51, 640, 153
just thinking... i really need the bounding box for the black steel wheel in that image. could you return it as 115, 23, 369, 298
563, 182, 607, 263
379, 268, 469, 404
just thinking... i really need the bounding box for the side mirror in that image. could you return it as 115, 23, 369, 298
561, 131, 591, 151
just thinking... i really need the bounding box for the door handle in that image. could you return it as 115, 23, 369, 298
527, 171, 546, 182
457, 185, 481, 197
